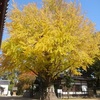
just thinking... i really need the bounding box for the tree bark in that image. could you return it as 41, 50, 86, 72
40, 85, 58, 100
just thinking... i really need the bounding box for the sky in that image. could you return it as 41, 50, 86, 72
2, 0, 100, 40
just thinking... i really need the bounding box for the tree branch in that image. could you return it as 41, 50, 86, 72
25, 66, 45, 82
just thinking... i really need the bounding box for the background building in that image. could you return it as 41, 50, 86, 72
0, 80, 10, 96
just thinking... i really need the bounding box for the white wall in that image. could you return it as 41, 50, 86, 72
0, 85, 8, 95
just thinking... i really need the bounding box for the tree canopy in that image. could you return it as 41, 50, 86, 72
91, 32, 100, 78
1, 0, 99, 82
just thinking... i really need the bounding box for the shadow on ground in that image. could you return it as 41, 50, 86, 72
0, 96, 100, 100
0, 96, 36, 100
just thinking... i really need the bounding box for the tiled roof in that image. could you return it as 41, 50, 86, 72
0, 0, 9, 46
72, 76, 95, 81
0, 80, 10, 85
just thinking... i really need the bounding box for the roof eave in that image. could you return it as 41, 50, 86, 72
0, 0, 9, 47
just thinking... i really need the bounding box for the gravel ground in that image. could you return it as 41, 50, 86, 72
61, 98, 100, 100
0, 96, 37, 100
0, 96, 99, 100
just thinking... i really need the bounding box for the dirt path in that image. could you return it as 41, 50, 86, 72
61, 98, 100, 100
0, 96, 99, 100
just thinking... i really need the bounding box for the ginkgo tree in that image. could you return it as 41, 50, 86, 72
0, 0, 100, 100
